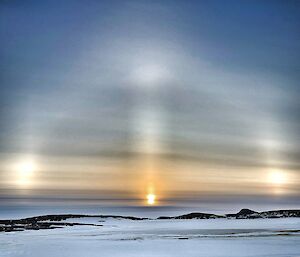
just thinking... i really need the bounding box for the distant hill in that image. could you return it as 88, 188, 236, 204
1, 209, 300, 232
158, 212, 222, 220
158, 209, 300, 220
0, 214, 147, 232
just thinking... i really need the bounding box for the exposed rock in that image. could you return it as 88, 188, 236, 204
260, 210, 300, 218
97, 215, 147, 220
0, 213, 148, 233
158, 209, 300, 220
226, 209, 259, 219
1, 209, 299, 233
158, 212, 224, 220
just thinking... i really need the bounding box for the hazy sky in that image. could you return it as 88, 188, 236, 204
0, 0, 299, 208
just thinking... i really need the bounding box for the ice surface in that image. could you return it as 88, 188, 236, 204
1, 217, 300, 257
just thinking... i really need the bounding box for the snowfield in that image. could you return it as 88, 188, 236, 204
1, 218, 300, 257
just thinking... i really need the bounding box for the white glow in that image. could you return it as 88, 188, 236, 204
130, 64, 171, 87
268, 170, 287, 185
260, 139, 281, 150
133, 108, 165, 154
15, 160, 36, 188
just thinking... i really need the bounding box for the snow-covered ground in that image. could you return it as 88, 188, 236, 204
1, 218, 300, 257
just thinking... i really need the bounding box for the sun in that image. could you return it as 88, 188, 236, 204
147, 194, 156, 205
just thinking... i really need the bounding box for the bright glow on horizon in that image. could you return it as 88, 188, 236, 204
147, 194, 156, 205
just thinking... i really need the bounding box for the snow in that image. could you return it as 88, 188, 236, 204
1, 218, 300, 257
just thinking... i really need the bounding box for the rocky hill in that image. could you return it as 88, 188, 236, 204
158, 209, 300, 220
1, 209, 299, 232
158, 212, 223, 220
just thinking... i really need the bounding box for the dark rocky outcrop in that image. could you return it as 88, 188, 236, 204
259, 209, 300, 218
226, 209, 300, 219
97, 215, 147, 220
158, 212, 224, 220
1, 209, 299, 232
226, 209, 259, 219
158, 209, 300, 220
0, 214, 146, 233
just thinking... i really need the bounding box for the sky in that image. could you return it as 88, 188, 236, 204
0, 0, 300, 211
